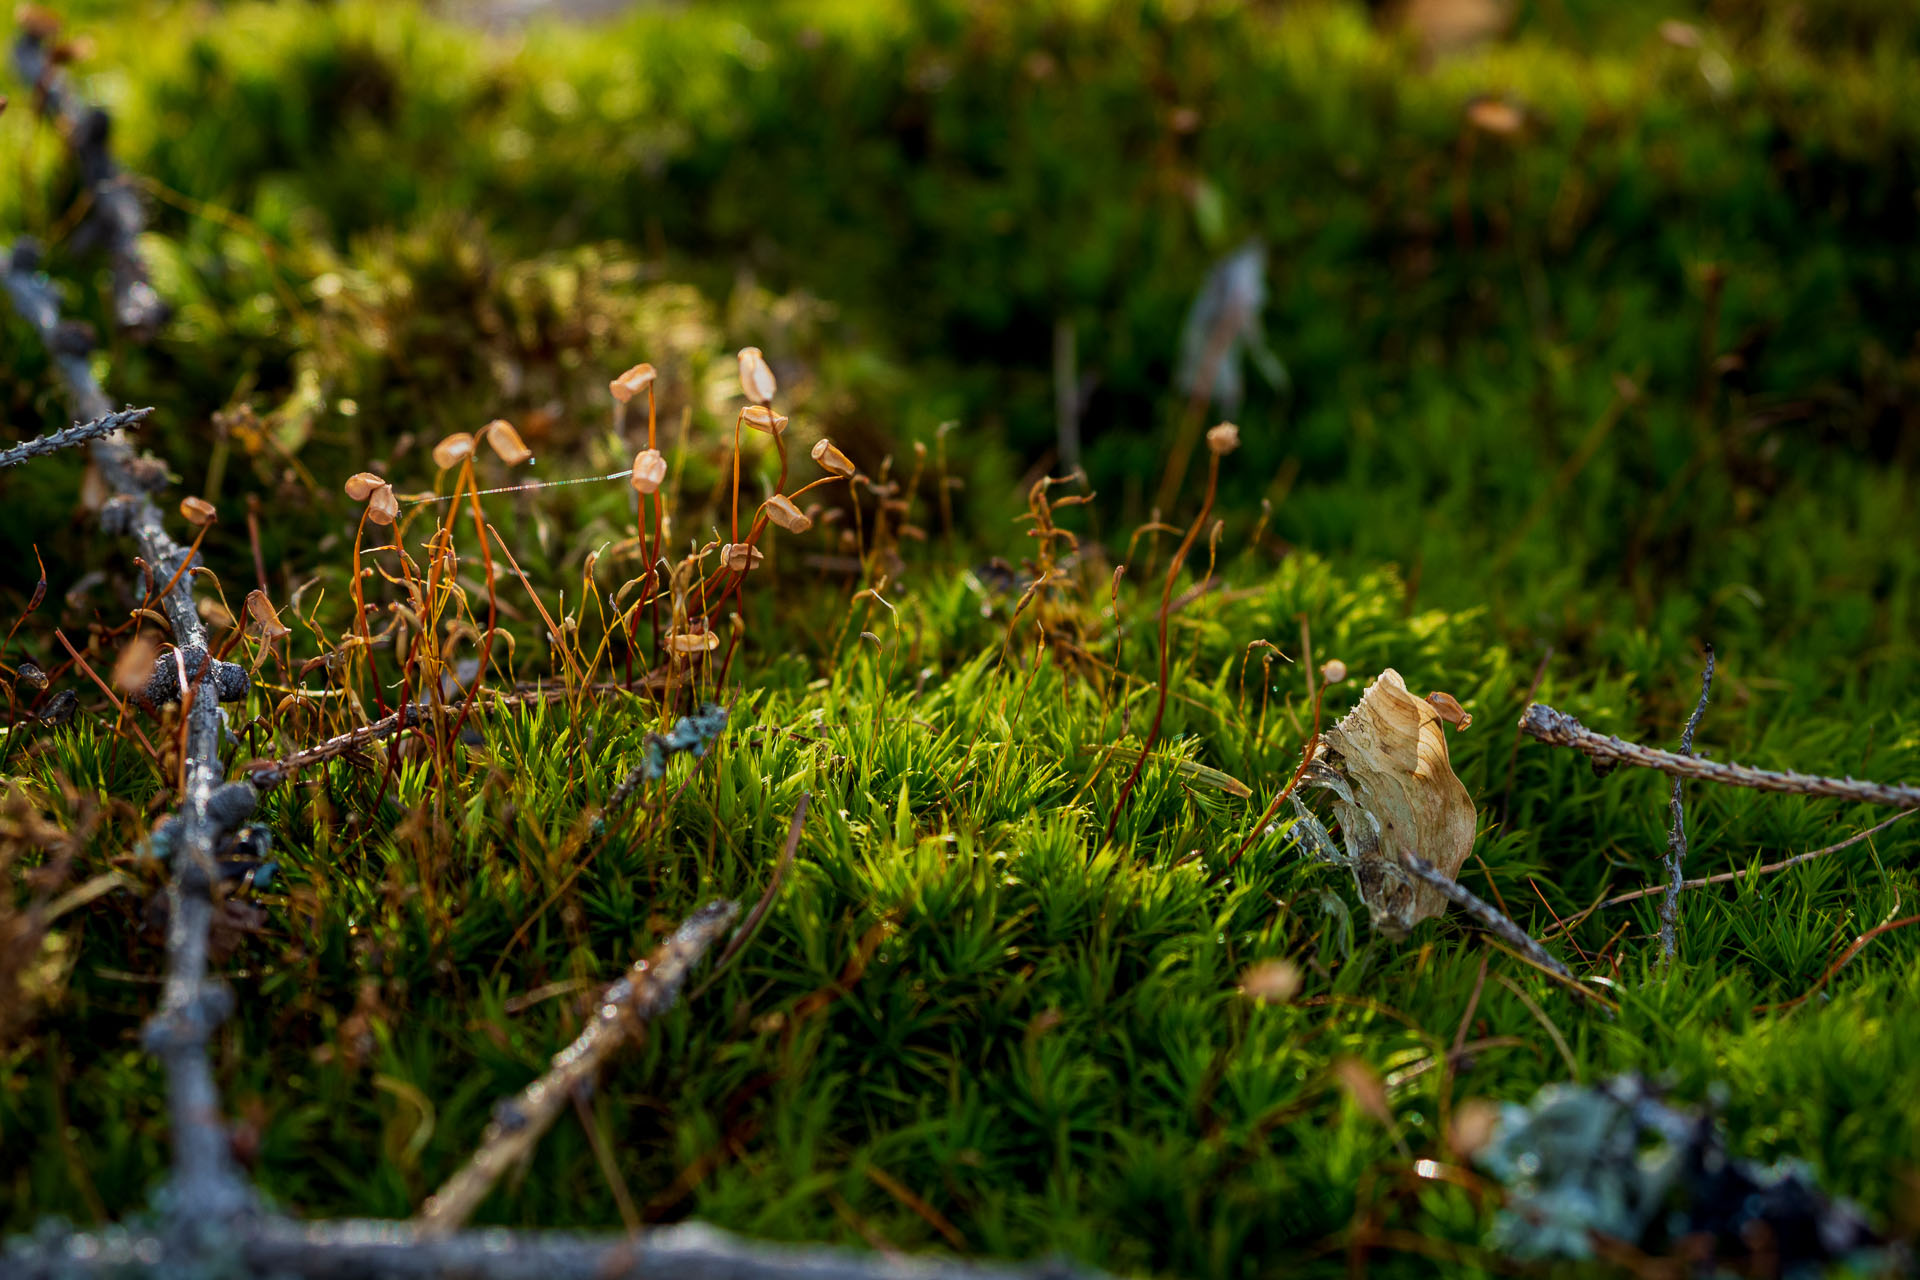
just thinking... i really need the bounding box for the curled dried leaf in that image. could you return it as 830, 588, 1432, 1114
811, 437, 855, 477
179, 496, 218, 527
720, 543, 765, 572
763, 494, 812, 533
344, 472, 387, 501
432, 432, 475, 469
737, 346, 777, 403
609, 362, 657, 403
630, 448, 667, 495
483, 419, 532, 466
740, 404, 788, 433
1302, 668, 1478, 937
245, 589, 292, 640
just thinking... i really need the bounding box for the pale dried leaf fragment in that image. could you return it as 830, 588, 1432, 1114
1301, 668, 1478, 937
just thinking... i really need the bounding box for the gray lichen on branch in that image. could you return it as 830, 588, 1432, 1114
4, 237, 254, 1224
1519, 702, 1920, 810
0, 404, 150, 468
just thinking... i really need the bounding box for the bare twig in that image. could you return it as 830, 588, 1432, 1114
5, 238, 253, 1223
416, 900, 740, 1235
1519, 702, 1920, 809
11, 27, 167, 334
1661, 649, 1714, 963
6, 1217, 1099, 1280
1603, 811, 1915, 908
247, 681, 657, 782
0, 405, 150, 468
1401, 851, 1573, 980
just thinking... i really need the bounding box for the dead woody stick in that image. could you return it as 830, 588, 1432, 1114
1401, 851, 1574, 981
0, 404, 149, 468
11, 23, 167, 333
4, 242, 254, 1223
416, 900, 740, 1235
7, 1217, 1099, 1280
1519, 703, 1920, 810
1661, 649, 1714, 963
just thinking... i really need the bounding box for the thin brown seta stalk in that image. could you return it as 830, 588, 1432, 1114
1106, 427, 1233, 844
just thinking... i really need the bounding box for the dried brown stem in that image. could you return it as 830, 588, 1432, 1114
1106, 448, 1222, 843
1519, 702, 1920, 809
416, 900, 739, 1235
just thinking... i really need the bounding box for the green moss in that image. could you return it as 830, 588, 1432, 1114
3, 1, 1918, 1276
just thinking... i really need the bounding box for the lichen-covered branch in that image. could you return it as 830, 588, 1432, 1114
1519, 703, 1920, 810
4, 240, 252, 1222
11, 26, 167, 334
3, 1217, 1100, 1280
1660, 650, 1714, 963
0, 404, 149, 468
1400, 851, 1573, 980
416, 900, 740, 1235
